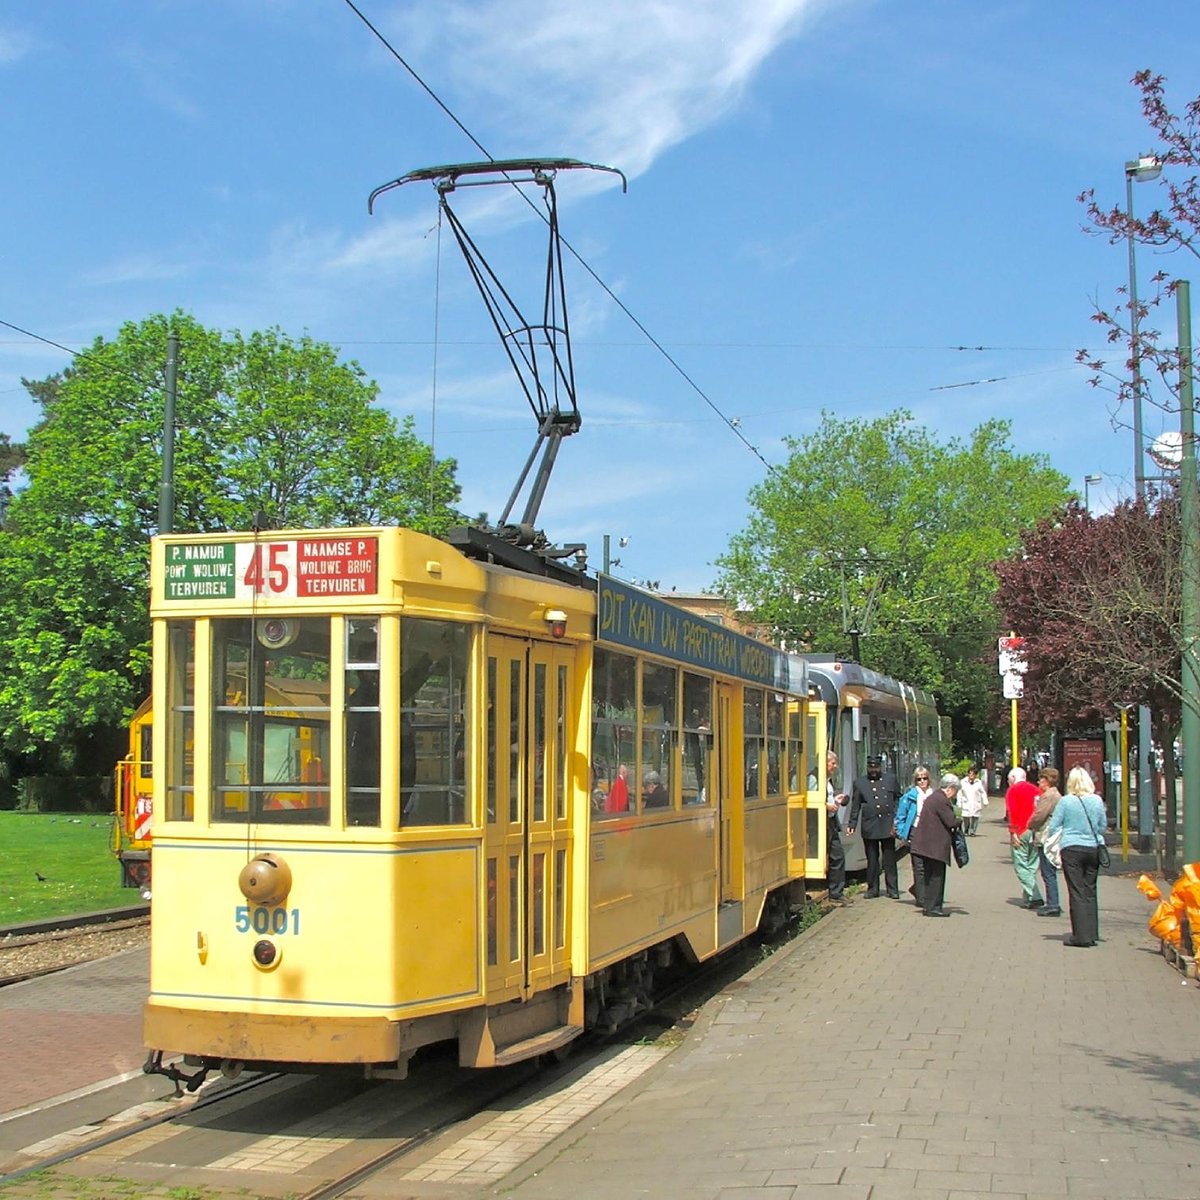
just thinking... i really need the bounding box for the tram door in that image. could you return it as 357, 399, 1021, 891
484, 635, 575, 1002
715, 683, 739, 904
790, 699, 827, 880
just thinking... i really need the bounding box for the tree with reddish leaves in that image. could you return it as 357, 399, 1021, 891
995, 496, 1188, 864
1077, 70, 1200, 426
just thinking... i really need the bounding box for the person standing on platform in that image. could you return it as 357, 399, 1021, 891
910, 772, 962, 916
1028, 765, 1062, 917
1045, 767, 1107, 947
825, 751, 849, 905
1005, 766, 1043, 908
958, 765, 988, 836
848, 755, 901, 898
894, 766, 933, 907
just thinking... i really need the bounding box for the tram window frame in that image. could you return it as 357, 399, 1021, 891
744, 688, 765, 800
210, 617, 333, 825
682, 672, 713, 807
591, 648, 636, 820
345, 616, 382, 828
166, 621, 195, 821
399, 618, 471, 828
639, 660, 677, 811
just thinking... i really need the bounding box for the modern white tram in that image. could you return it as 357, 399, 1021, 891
803, 658, 946, 873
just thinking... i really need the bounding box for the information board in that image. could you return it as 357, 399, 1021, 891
164, 537, 379, 601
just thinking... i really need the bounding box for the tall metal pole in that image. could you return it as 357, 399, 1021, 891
1177, 281, 1200, 863
1128, 160, 1158, 851
603, 534, 611, 574
158, 329, 178, 535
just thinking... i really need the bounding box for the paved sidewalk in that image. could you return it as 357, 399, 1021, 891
0, 946, 150, 1117
477, 818, 1198, 1200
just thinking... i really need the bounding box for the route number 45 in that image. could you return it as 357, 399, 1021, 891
243, 543, 290, 594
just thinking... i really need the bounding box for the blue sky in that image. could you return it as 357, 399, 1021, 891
2, 1, 1197, 592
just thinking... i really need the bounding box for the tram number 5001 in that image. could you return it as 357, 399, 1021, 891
235, 905, 302, 936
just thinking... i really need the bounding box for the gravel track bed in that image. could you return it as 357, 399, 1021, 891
0, 919, 149, 980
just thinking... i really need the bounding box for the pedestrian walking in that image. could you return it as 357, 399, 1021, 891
909, 772, 962, 916
958, 765, 988, 836
1027, 765, 1062, 917
1044, 766, 1107, 947
1005, 766, 1043, 908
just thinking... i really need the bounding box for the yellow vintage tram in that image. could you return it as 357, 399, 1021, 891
142, 525, 828, 1081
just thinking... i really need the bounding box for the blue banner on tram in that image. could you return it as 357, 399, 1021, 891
596, 575, 791, 690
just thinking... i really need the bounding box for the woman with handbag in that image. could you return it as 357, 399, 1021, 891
909, 773, 962, 917
1043, 766, 1107, 947
894, 766, 934, 907
1027, 766, 1063, 917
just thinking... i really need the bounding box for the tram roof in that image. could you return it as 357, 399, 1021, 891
799, 657, 939, 712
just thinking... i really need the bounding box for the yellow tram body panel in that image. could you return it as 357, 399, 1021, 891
143, 526, 820, 1074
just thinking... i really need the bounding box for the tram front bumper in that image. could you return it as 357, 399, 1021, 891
144, 1002, 403, 1066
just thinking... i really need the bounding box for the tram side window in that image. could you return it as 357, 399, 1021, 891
640, 661, 676, 809
400, 618, 471, 827
682, 672, 712, 806
211, 617, 332, 825
166, 621, 195, 821
744, 688, 764, 799
592, 648, 635, 819
765, 693, 784, 797
346, 617, 381, 827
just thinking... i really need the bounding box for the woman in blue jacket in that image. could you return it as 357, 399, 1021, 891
895, 766, 933, 907
1044, 766, 1107, 947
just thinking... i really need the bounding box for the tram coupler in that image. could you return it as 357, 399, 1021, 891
142, 1049, 209, 1097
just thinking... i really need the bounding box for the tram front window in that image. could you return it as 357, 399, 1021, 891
211, 617, 332, 824
400, 618, 470, 827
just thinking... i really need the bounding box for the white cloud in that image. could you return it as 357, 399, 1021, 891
0, 26, 34, 65
387, 0, 833, 177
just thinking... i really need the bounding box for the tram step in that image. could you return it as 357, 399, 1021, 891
493, 1024, 584, 1067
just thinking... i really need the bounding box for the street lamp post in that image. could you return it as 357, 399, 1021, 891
1178, 281, 1200, 864
602, 534, 628, 574
1083, 473, 1102, 512
1127, 154, 1163, 853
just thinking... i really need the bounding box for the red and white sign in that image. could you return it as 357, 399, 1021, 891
236, 537, 379, 599
133, 794, 153, 842
998, 635, 1027, 676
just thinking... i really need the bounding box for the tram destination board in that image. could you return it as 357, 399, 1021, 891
163, 536, 379, 601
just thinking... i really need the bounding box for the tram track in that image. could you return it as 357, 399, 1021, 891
0, 1070, 284, 1189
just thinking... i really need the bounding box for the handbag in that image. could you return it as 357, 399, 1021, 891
951, 826, 969, 868
1041, 827, 1063, 870
1076, 795, 1110, 868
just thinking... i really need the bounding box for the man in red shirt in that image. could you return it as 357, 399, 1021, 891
1006, 766, 1044, 908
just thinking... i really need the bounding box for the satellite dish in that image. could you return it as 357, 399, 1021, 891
1149, 431, 1184, 471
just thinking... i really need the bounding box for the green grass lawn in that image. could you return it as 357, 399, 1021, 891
0, 811, 136, 926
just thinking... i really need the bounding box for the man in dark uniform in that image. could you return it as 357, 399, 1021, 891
848, 755, 901, 898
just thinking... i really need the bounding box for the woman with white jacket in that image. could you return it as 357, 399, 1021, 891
957, 765, 988, 836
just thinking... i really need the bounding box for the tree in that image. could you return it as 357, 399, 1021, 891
0, 312, 462, 774
716, 410, 1071, 752
0, 432, 24, 525
994, 497, 1186, 864
1078, 71, 1200, 422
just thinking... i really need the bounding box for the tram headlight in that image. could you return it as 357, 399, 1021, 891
545, 608, 568, 638
252, 939, 281, 969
